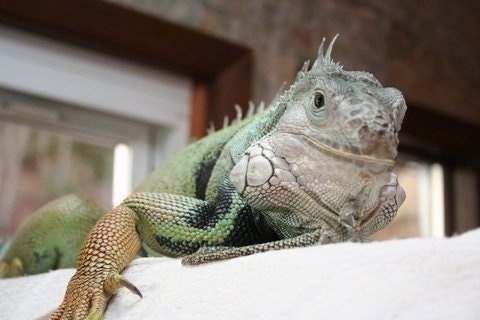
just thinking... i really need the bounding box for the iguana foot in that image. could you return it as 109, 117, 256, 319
49, 272, 106, 320
0, 257, 23, 278
376, 172, 405, 206
49, 272, 141, 320
357, 172, 406, 239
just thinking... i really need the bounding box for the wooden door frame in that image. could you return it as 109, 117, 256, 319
0, 0, 252, 139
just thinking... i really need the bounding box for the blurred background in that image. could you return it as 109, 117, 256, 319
0, 0, 478, 240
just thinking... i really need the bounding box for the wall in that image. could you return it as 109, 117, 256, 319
106, 0, 480, 125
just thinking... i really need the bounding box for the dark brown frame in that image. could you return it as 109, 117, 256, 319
1, 0, 478, 233
0, 0, 252, 138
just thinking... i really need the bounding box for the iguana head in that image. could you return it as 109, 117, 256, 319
230, 35, 406, 241
276, 35, 406, 163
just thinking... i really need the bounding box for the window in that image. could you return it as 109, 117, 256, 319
0, 26, 191, 237
374, 155, 445, 240
0, 117, 114, 236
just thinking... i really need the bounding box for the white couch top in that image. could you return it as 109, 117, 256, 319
1, 228, 479, 320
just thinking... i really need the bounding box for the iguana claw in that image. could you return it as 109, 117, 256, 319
105, 273, 143, 298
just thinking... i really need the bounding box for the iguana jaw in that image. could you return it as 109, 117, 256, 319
299, 132, 395, 167
276, 125, 396, 168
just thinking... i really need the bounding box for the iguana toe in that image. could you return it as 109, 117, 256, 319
49, 273, 108, 320
0, 257, 23, 278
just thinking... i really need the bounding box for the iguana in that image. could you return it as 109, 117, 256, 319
0, 36, 406, 320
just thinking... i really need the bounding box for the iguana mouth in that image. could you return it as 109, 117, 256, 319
299, 133, 395, 166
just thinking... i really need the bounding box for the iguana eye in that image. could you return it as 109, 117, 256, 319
314, 92, 325, 109
308, 91, 328, 122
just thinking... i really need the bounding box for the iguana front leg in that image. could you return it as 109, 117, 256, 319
181, 172, 405, 266
49, 187, 257, 320
358, 172, 406, 239
181, 229, 327, 265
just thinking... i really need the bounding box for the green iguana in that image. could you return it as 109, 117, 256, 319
0, 36, 406, 320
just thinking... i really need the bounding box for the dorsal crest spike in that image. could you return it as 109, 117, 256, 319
324, 34, 339, 65
257, 101, 265, 113
206, 121, 215, 135
301, 60, 310, 73
234, 104, 242, 122
246, 101, 255, 118
318, 37, 326, 60
313, 34, 340, 68
312, 38, 325, 69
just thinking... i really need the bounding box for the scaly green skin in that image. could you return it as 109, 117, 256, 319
0, 194, 105, 277
49, 116, 285, 319
2, 37, 407, 320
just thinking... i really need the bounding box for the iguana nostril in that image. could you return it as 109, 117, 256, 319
347, 118, 363, 128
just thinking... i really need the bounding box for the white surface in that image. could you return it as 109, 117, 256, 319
1, 229, 479, 320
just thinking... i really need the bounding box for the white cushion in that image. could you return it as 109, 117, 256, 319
1, 229, 479, 320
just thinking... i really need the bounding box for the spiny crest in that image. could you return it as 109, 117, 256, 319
291, 34, 343, 87
312, 34, 342, 70
207, 101, 266, 135
271, 35, 355, 110
288, 34, 381, 92
207, 35, 361, 135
